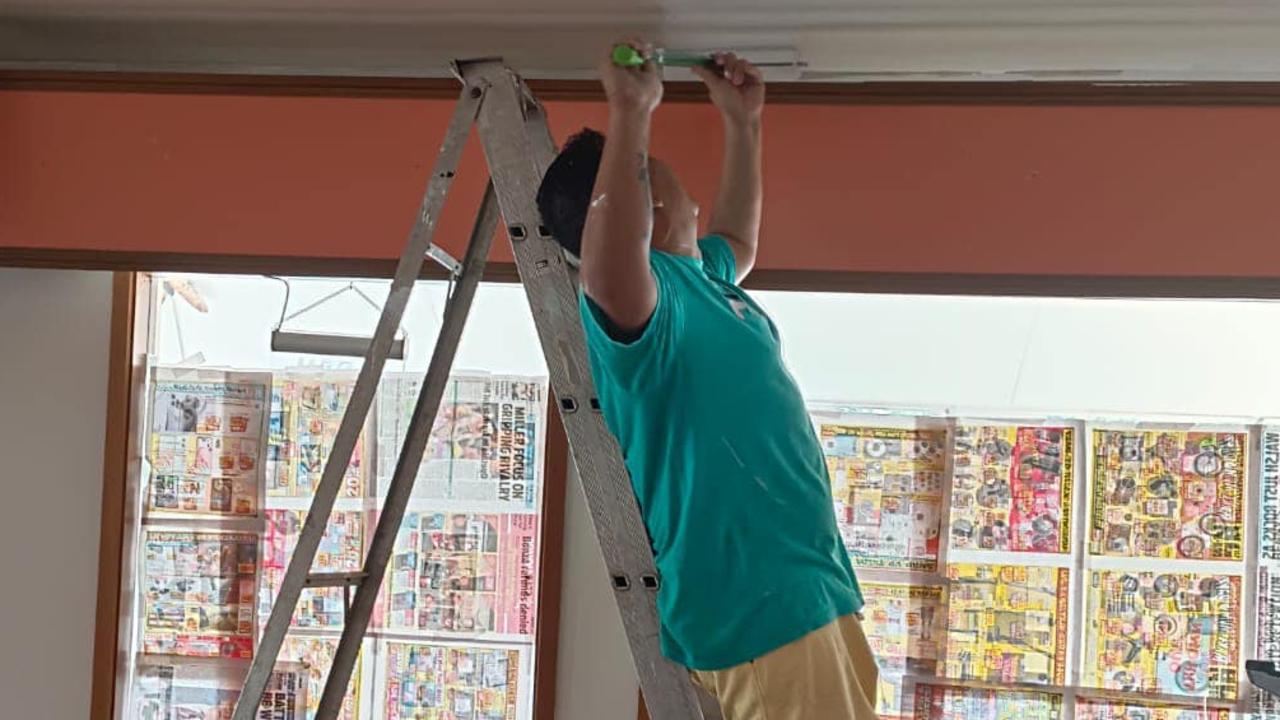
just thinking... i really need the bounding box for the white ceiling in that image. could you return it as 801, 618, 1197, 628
5, 0, 1280, 81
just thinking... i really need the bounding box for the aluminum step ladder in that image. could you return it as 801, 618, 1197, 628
232, 58, 716, 720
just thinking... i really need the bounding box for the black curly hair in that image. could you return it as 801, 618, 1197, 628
535, 128, 606, 258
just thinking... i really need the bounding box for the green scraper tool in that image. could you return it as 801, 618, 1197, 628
611, 44, 805, 69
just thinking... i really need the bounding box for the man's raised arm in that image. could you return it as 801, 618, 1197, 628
694, 53, 764, 282
580, 42, 664, 334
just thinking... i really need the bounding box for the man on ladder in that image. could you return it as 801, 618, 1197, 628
535, 40, 879, 719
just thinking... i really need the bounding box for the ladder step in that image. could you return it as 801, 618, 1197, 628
425, 244, 462, 276
270, 330, 406, 360
304, 571, 368, 588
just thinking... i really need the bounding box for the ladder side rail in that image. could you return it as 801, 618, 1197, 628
462, 60, 710, 720
232, 83, 484, 720
314, 179, 501, 718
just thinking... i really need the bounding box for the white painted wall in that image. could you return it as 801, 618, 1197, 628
0, 268, 112, 720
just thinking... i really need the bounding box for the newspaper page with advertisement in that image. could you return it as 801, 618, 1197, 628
1258, 428, 1280, 718
378, 511, 539, 638
1090, 429, 1247, 561
279, 635, 365, 720
814, 420, 947, 571
147, 369, 270, 519
950, 424, 1073, 554
1255, 565, 1280, 719
378, 374, 546, 512
942, 563, 1069, 685
378, 640, 526, 720
1260, 429, 1280, 564
911, 683, 1063, 720
266, 373, 367, 499
132, 658, 307, 720
141, 528, 259, 658
260, 509, 365, 629
861, 582, 943, 719
1083, 570, 1242, 701
1076, 698, 1233, 719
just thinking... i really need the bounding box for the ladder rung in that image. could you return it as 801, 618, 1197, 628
425, 244, 462, 276
304, 571, 368, 588
271, 330, 406, 360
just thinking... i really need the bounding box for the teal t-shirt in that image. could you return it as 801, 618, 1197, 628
578, 235, 863, 671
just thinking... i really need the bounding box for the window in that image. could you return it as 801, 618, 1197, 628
117, 277, 1280, 719
117, 273, 552, 719
753, 291, 1277, 719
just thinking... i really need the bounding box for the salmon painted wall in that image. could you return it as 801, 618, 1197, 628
5, 89, 1280, 277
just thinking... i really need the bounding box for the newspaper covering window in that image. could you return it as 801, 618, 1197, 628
1255, 565, 1280, 719
1075, 698, 1233, 719
1079, 425, 1249, 708
378, 511, 540, 639
146, 370, 270, 518
1083, 570, 1242, 700
950, 424, 1073, 554
377, 374, 546, 512
278, 635, 365, 720
1090, 429, 1246, 561
1257, 428, 1280, 719
377, 641, 526, 720
815, 421, 946, 571
141, 528, 260, 658
259, 667, 307, 720
267, 373, 368, 499
942, 564, 1069, 685
132, 658, 307, 720
861, 582, 943, 719
911, 683, 1063, 719
260, 508, 366, 629
125, 279, 553, 720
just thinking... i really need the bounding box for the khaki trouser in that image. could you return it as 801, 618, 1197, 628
690, 613, 879, 720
